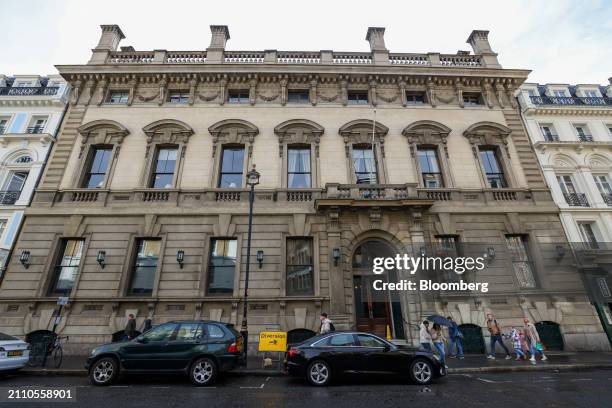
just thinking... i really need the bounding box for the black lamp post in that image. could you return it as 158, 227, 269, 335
241, 165, 260, 364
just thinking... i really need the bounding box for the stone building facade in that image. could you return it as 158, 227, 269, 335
518, 81, 612, 344
0, 25, 608, 354
0, 75, 69, 273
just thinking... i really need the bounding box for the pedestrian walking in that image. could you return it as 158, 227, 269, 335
431, 323, 447, 367
124, 313, 136, 340
486, 313, 511, 359
523, 318, 547, 364
320, 313, 334, 334
510, 327, 526, 360
419, 321, 432, 352
447, 316, 464, 359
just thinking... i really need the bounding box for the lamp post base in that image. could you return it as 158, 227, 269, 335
240, 320, 248, 367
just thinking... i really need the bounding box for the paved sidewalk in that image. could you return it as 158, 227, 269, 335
18, 351, 612, 377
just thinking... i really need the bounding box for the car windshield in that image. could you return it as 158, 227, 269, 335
0, 332, 19, 341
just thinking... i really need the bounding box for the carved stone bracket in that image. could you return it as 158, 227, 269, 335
339, 119, 389, 158
463, 121, 512, 158
77, 119, 130, 158
142, 119, 194, 158
274, 119, 324, 158
402, 120, 452, 158
208, 119, 259, 158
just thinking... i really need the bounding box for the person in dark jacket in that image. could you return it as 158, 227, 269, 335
124, 314, 136, 340
447, 316, 464, 359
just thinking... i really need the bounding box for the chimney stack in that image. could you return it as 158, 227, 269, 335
206, 25, 230, 63
466, 30, 501, 68
89, 24, 125, 64
366, 27, 389, 65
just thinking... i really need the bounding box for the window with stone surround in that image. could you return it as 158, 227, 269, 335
207, 238, 237, 295
405, 91, 426, 104
227, 89, 249, 104
347, 90, 369, 105
274, 119, 323, 188
107, 90, 129, 104
505, 235, 536, 289
479, 148, 506, 188
218, 146, 245, 188
463, 122, 514, 189
287, 89, 310, 104
209, 119, 259, 188
539, 124, 558, 141
167, 90, 190, 104
339, 119, 388, 184
82, 146, 112, 188
463, 92, 483, 106
286, 238, 314, 296
0, 117, 10, 134
48, 239, 85, 296
128, 238, 161, 296
403, 120, 453, 188
149, 147, 178, 189
76, 119, 130, 189
141, 119, 193, 189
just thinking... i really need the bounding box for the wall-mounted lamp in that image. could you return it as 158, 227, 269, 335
96, 250, 106, 269
483, 247, 495, 262
177, 250, 185, 269
420, 246, 426, 257
555, 245, 566, 261
19, 250, 30, 269
332, 248, 341, 266
256, 250, 264, 269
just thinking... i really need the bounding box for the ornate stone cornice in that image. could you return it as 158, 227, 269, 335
274, 119, 324, 157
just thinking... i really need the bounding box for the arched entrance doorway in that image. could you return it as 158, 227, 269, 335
352, 239, 404, 339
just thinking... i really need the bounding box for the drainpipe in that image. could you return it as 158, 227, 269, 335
0, 100, 69, 285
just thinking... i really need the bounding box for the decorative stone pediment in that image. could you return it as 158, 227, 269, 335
142, 119, 193, 158
339, 119, 389, 157
463, 121, 512, 157
274, 119, 324, 157
586, 154, 612, 169
402, 120, 451, 157
77, 119, 130, 158
208, 119, 259, 157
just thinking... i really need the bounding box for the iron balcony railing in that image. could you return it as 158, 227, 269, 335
602, 193, 612, 206
543, 134, 560, 142
0, 126, 5, 134
0, 191, 21, 205
530, 95, 612, 106
0, 87, 59, 96
578, 134, 594, 142
27, 126, 45, 134
563, 192, 589, 207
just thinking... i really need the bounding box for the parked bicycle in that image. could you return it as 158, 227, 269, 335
27, 335, 68, 368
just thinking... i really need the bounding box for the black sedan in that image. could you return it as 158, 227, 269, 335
285, 331, 445, 386
85, 320, 243, 386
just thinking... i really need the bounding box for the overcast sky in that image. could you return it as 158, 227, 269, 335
1, 0, 610, 84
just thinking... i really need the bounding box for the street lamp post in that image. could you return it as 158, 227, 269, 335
241, 165, 260, 365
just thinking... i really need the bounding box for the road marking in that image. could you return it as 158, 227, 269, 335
462, 374, 472, 378
477, 378, 495, 383
240, 383, 265, 389
110, 385, 128, 388
571, 378, 592, 382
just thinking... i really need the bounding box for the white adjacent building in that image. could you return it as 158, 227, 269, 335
519, 79, 612, 344
0, 75, 69, 274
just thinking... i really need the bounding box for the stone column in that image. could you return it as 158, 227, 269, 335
326, 207, 345, 314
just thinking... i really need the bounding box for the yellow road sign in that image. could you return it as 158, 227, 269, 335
258, 331, 287, 352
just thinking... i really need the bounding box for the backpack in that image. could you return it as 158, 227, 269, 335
329, 322, 336, 332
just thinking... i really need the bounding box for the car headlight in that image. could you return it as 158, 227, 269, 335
91, 348, 99, 355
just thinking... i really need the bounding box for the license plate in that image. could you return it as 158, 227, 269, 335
7, 350, 23, 357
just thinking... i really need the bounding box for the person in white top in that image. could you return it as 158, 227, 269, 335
419, 321, 432, 352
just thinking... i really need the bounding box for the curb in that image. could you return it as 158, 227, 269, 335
19, 363, 612, 377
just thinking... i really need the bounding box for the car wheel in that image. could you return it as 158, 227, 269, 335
409, 358, 433, 385
190, 357, 217, 386
307, 360, 331, 386
89, 357, 118, 386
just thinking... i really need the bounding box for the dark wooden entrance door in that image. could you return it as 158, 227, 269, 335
535, 321, 564, 351
458, 324, 485, 354
353, 275, 391, 338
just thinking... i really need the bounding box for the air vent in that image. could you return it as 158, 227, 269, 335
83, 304, 104, 312
167, 304, 185, 311
6, 304, 19, 312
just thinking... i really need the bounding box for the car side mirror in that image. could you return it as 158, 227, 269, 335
136, 335, 146, 343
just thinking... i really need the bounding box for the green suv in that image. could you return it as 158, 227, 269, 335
86, 320, 243, 386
